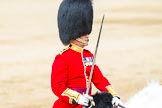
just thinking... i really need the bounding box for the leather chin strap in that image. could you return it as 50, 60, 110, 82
76, 38, 88, 44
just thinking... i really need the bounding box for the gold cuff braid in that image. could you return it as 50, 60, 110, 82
106, 85, 118, 97
61, 88, 80, 104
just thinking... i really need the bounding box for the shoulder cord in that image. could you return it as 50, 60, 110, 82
81, 50, 89, 89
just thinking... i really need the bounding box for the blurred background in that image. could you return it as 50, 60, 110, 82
0, 0, 162, 107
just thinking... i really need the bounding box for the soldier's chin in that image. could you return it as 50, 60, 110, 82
83, 40, 89, 45
76, 38, 89, 44
84, 39, 89, 43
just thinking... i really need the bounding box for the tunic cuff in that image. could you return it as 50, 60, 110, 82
106, 85, 119, 97
61, 88, 80, 104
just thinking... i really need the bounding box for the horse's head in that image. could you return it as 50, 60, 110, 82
92, 92, 113, 108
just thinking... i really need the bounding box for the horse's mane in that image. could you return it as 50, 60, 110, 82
126, 80, 162, 108
92, 81, 162, 108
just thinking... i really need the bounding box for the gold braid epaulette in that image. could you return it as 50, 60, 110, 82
59, 47, 69, 54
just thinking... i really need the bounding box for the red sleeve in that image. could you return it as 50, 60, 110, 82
83, 49, 119, 96
91, 65, 111, 91
51, 54, 69, 102
51, 54, 81, 104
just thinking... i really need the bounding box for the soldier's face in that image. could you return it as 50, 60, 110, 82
70, 35, 89, 48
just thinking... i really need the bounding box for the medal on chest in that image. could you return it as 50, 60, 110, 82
83, 57, 94, 66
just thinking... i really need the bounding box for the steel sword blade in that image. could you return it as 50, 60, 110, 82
86, 15, 105, 95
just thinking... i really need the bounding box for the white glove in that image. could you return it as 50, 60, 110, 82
112, 96, 124, 108
78, 94, 93, 106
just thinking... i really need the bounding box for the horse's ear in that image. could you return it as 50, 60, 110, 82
101, 92, 113, 103
92, 92, 100, 102
93, 92, 113, 108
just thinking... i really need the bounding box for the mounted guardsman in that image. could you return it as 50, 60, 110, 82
51, 0, 124, 108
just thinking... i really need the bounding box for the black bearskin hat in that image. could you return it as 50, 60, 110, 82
57, 0, 93, 45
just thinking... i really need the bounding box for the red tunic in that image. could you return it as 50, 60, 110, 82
51, 44, 115, 108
